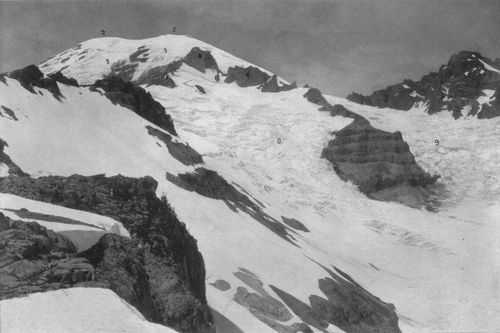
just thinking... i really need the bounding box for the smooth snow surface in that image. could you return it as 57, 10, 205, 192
0, 163, 8, 177
0, 288, 178, 333
0, 193, 129, 237
1, 35, 500, 333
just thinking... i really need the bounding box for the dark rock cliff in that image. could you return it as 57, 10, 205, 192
92, 76, 177, 135
0, 174, 213, 333
0, 213, 93, 299
347, 51, 500, 119
321, 115, 438, 193
7, 65, 79, 100
301, 87, 437, 196
225, 66, 270, 87
0, 139, 28, 177
183, 47, 220, 74
146, 125, 204, 165
135, 60, 182, 88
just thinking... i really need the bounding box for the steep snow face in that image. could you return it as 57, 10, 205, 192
0, 288, 179, 333
39, 35, 280, 85
2, 35, 500, 333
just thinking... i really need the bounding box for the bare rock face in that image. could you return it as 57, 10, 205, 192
347, 51, 500, 119
0, 139, 28, 177
232, 268, 312, 333
281, 216, 309, 232
322, 116, 438, 193
321, 104, 361, 119
7, 64, 78, 100
0, 174, 213, 333
146, 125, 204, 165
0, 214, 94, 300
225, 66, 270, 87
260, 75, 297, 93
303, 87, 330, 107
270, 264, 402, 333
48, 71, 79, 87
183, 47, 220, 74
92, 76, 177, 135
135, 60, 182, 88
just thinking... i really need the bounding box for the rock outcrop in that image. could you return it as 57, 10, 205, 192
7, 65, 78, 100
146, 125, 204, 165
183, 47, 220, 74
135, 60, 182, 88
232, 268, 313, 333
92, 76, 177, 135
260, 75, 297, 93
321, 115, 438, 193
0, 213, 93, 300
0, 139, 28, 177
302, 86, 436, 196
225, 66, 270, 87
270, 263, 402, 333
0, 174, 213, 333
303, 87, 330, 107
166, 168, 295, 244
347, 51, 500, 119
225, 66, 296, 93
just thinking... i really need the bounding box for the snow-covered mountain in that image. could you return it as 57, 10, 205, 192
1, 34, 500, 333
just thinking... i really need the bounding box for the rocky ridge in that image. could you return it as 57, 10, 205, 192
347, 51, 500, 119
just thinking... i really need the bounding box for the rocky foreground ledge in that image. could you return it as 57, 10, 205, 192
0, 174, 214, 333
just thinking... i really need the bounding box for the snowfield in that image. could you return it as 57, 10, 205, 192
0, 34, 499, 333
0, 288, 179, 333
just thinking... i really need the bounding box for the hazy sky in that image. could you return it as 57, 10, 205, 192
1, 0, 499, 96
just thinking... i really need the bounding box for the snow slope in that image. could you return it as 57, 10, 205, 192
0, 288, 179, 333
1, 34, 499, 333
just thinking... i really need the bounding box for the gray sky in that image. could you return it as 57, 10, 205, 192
1, 0, 499, 96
